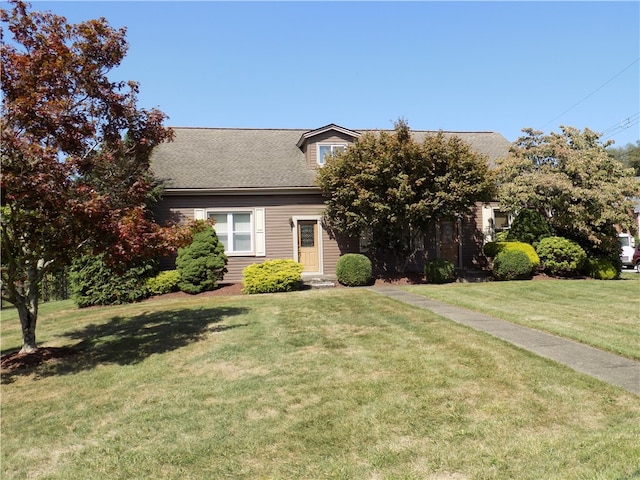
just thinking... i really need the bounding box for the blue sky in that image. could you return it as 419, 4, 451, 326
24, 1, 640, 146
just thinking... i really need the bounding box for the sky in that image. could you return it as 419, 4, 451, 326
15, 1, 640, 146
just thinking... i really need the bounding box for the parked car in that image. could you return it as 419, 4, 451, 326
619, 233, 636, 269
633, 243, 640, 273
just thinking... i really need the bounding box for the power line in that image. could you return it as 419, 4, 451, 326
601, 112, 639, 142
601, 113, 639, 134
540, 58, 640, 130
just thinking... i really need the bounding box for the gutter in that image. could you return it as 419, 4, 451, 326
161, 186, 321, 196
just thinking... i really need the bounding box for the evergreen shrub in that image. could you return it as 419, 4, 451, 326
536, 236, 586, 277
492, 249, 532, 281
585, 257, 619, 280
335, 254, 373, 286
176, 229, 228, 294
424, 258, 456, 284
506, 208, 552, 246
69, 253, 156, 307
146, 270, 182, 295
243, 259, 304, 294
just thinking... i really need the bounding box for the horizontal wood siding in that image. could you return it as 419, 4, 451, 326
304, 131, 357, 168
154, 193, 347, 283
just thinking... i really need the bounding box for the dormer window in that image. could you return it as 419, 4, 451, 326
317, 143, 347, 166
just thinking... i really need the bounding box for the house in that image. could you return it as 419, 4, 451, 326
150, 124, 512, 283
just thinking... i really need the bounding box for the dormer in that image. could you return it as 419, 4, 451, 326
296, 124, 361, 167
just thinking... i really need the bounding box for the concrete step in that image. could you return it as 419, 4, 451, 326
302, 277, 337, 289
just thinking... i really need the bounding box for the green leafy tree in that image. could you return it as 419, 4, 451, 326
316, 120, 494, 270
1, 1, 188, 353
496, 127, 640, 264
608, 141, 640, 176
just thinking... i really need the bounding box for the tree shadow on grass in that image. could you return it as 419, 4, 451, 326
1, 305, 249, 383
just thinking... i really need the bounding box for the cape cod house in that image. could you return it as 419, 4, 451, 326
150, 124, 511, 282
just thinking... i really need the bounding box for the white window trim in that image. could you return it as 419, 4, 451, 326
481, 205, 512, 243
198, 208, 266, 257
291, 215, 324, 275
316, 143, 347, 166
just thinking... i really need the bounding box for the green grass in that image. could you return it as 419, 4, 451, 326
405, 272, 640, 360
2, 289, 639, 479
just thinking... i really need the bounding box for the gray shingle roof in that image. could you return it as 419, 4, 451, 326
151, 126, 511, 191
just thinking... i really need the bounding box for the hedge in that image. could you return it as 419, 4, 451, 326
336, 254, 373, 286
536, 236, 586, 277
483, 241, 540, 272
492, 249, 532, 281
243, 259, 304, 294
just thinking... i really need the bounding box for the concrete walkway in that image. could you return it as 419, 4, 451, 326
369, 286, 640, 395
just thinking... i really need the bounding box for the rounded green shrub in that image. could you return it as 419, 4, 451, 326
585, 257, 619, 280
146, 270, 182, 295
506, 208, 552, 246
492, 249, 532, 281
176, 229, 228, 294
335, 254, 373, 286
424, 258, 456, 284
536, 236, 586, 277
69, 253, 156, 307
483, 241, 540, 272
243, 259, 304, 294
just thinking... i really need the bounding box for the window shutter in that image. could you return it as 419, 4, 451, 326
254, 208, 266, 256
194, 209, 205, 221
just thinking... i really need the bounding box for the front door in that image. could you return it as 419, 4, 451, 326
439, 220, 459, 266
298, 220, 320, 273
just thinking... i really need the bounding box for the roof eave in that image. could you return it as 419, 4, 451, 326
296, 123, 361, 149
162, 186, 321, 196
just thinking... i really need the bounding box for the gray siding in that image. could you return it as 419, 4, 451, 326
154, 193, 350, 283
304, 131, 358, 168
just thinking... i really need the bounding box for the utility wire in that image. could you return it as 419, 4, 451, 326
540, 58, 640, 130
601, 112, 639, 139
601, 113, 639, 142
601, 113, 639, 135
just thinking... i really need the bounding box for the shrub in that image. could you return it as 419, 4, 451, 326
243, 259, 304, 294
69, 254, 156, 307
483, 241, 502, 258
492, 249, 532, 281
176, 229, 228, 294
335, 254, 373, 286
536, 236, 587, 277
585, 257, 619, 280
483, 241, 540, 272
506, 208, 552, 246
146, 270, 182, 295
424, 258, 456, 284
494, 230, 509, 242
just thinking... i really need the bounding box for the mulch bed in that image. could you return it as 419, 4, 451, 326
1, 346, 80, 373
147, 272, 427, 301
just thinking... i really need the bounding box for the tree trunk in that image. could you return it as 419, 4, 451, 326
15, 268, 41, 354
16, 296, 38, 353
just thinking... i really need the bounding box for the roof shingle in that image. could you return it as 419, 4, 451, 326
151, 126, 511, 190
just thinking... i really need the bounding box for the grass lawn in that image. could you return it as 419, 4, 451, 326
404, 272, 640, 361
2, 289, 639, 479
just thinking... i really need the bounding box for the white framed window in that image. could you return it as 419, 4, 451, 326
317, 143, 347, 166
199, 208, 265, 256
481, 204, 512, 242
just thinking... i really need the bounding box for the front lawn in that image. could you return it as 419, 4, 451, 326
405, 273, 640, 360
2, 289, 639, 479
